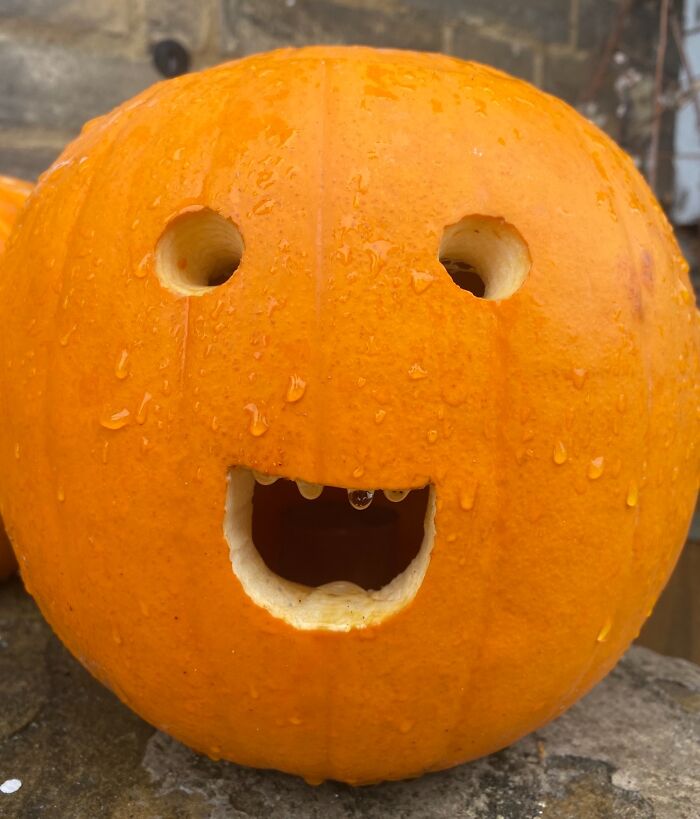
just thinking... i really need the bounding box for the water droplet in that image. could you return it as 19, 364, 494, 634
384, 489, 409, 502
251, 198, 275, 216
446, 533, 457, 542
59, 325, 77, 347
13, 443, 20, 460
553, 440, 568, 465
136, 392, 152, 424
374, 409, 386, 424
411, 270, 434, 293
101, 441, 109, 464
399, 719, 414, 734
348, 489, 374, 509
296, 480, 323, 500
100, 408, 130, 430
112, 627, 123, 645
245, 403, 269, 437
626, 480, 639, 507
427, 429, 438, 443
286, 374, 306, 403
57, 485, 65, 502
587, 456, 605, 480
522, 427, 535, 442
459, 480, 478, 511
596, 618, 613, 643
135, 253, 152, 278
572, 368, 587, 389
357, 376, 367, 388
408, 363, 427, 380
289, 716, 303, 726
253, 471, 278, 485
211, 415, 219, 432
115, 349, 129, 380
162, 379, 171, 396
352, 465, 365, 479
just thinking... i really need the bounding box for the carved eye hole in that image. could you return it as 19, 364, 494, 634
439, 215, 530, 300
156, 208, 244, 296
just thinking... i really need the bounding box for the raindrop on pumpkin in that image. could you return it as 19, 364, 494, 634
114, 349, 129, 380
286, 374, 306, 403
552, 440, 568, 465
459, 480, 478, 511
572, 368, 587, 389
626, 480, 639, 507
411, 270, 434, 293
408, 363, 428, 380
596, 618, 613, 643
374, 409, 386, 424
100, 408, 131, 430
245, 403, 269, 437
587, 456, 605, 480
136, 392, 152, 424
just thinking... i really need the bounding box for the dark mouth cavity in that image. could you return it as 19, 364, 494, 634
251, 479, 430, 591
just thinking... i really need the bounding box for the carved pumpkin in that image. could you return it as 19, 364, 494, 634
0, 48, 697, 784
0, 174, 31, 581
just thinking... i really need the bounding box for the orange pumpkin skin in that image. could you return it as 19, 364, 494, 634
0, 47, 698, 784
0, 174, 32, 581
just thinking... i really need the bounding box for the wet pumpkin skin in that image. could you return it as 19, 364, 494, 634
0, 174, 32, 581
0, 47, 698, 784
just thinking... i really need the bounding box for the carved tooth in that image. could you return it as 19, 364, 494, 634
296, 480, 323, 500
384, 489, 410, 502
252, 470, 279, 486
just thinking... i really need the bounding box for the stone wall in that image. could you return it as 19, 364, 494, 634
0, 0, 675, 204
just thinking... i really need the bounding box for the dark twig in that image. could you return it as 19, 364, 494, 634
648, 0, 670, 192
579, 0, 634, 104
670, 11, 700, 132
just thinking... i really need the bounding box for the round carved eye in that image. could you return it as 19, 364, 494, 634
439, 215, 530, 300
156, 208, 244, 296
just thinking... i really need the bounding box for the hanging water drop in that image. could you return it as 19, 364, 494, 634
296, 480, 323, 499
384, 489, 410, 502
253, 471, 278, 485
348, 489, 374, 510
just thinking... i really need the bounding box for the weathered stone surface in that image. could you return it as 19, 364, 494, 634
0, 577, 698, 818
0, 0, 129, 34
223, 0, 443, 57
0, 39, 156, 130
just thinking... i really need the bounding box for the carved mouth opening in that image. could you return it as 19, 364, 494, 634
224, 469, 435, 631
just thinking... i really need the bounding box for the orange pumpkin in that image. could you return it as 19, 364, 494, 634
0, 174, 32, 581
0, 47, 697, 784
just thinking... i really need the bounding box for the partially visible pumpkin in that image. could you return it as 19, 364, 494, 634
0, 174, 32, 581
0, 48, 698, 783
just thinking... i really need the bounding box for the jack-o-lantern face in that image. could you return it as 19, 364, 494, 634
0, 174, 32, 581
0, 48, 697, 784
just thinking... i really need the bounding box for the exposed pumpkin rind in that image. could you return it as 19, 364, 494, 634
0, 174, 32, 581
0, 47, 697, 784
